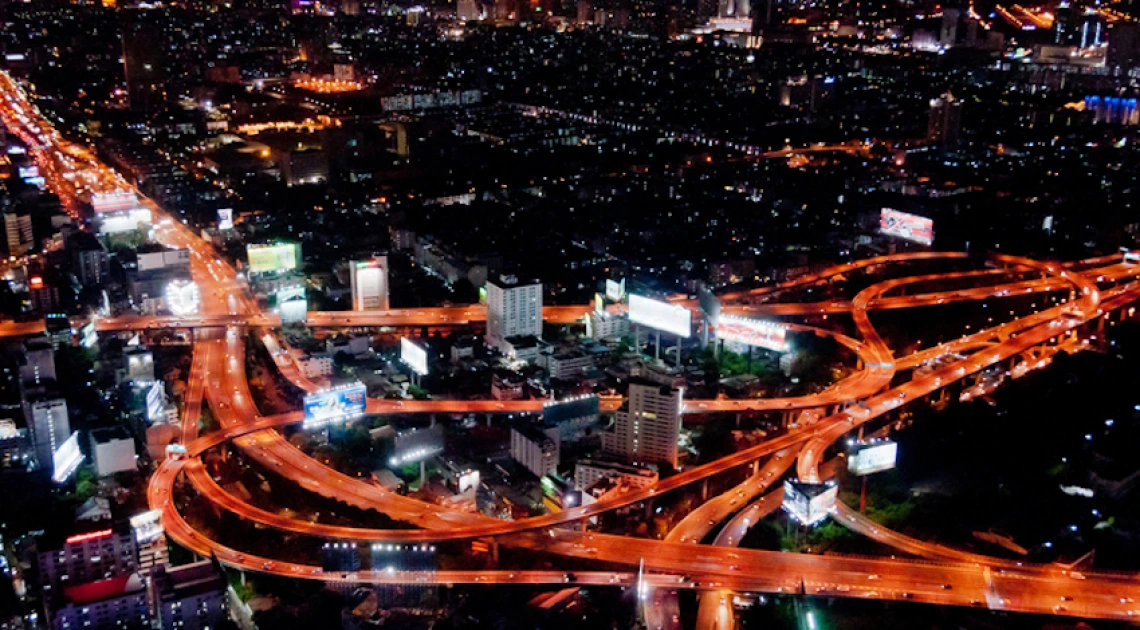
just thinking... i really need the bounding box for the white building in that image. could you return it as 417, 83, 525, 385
601, 380, 683, 469
585, 310, 630, 341
296, 353, 334, 379
486, 275, 542, 355
510, 423, 560, 478
350, 256, 389, 311
574, 458, 659, 491
542, 348, 595, 380
89, 427, 137, 477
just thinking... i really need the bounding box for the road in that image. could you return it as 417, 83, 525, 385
8, 70, 1140, 624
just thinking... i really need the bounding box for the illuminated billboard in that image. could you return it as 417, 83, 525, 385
164, 280, 200, 316
247, 243, 298, 274
605, 278, 626, 302
217, 208, 234, 230
351, 258, 388, 311
847, 439, 898, 476
92, 191, 138, 214
130, 509, 164, 544
628, 295, 692, 338
53, 431, 84, 483
401, 337, 428, 376
880, 209, 934, 246
717, 316, 789, 352
98, 208, 152, 235
17, 165, 38, 180
303, 383, 367, 428
782, 479, 837, 526
279, 298, 307, 324
1122, 248, 1140, 264
458, 469, 480, 493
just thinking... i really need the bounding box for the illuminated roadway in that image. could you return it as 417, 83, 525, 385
7, 70, 1140, 623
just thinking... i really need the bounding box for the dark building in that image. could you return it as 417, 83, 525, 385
121, 10, 167, 114
1108, 23, 1140, 70
927, 91, 962, 147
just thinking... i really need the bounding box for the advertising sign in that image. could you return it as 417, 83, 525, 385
880, 208, 934, 246
279, 299, 308, 324
217, 208, 234, 230
458, 469, 480, 493
716, 316, 789, 352
247, 243, 298, 274
782, 479, 837, 525
130, 509, 164, 544
401, 338, 428, 376
628, 294, 692, 338
92, 191, 138, 214
17, 165, 38, 180
52, 431, 84, 483
605, 278, 626, 302
164, 280, 200, 316
303, 383, 367, 428
846, 439, 898, 476
698, 285, 721, 327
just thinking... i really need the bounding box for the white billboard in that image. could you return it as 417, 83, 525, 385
401, 337, 428, 376
352, 258, 388, 311
247, 243, 298, 274
53, 431, 84, 483
279, 298, 308, 324
880, 208, 934, 246
717, 316, 789, 352
98, 208, 152, 235
130, 509, 164, 544
458, 469, 480, 493
628, 295, 692, 338
217, 208, 234, 230
847, 439, 898, 476
92, 191, 138, 214
782, 479, 837, 526
605, 278, 626, 302
165, 280, 200, 316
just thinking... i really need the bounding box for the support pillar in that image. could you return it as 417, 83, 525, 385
491, 540, 499, 564
701, 478, 709, 501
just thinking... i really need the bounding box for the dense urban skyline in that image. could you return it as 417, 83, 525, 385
1, 0, 1140, 629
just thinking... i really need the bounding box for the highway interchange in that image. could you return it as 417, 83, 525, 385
6, 69, 1140, 627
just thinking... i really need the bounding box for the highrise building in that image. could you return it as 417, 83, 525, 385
601, 380, 683, 469
510, 422, 560, 478
939, 8, 960, 47
485, 274, 542, 353
458, 0, 481, 19
927, 92, 962, 147
1053, 2, 1076, 44
350, 256, 389, 311
150, 560, 229, 630
1077, 9, 1106, 48
24, 396, 69, 473
4, 212, 32, 257
121, 10, 167, 113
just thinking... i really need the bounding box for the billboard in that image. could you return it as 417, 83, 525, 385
847, 439, 898, 476
605, 278, 626, 302
782, 479, 837, 526
164, 280, 200, 316
716, 316, 789, 352
247, 243, 298, 274
303, 383, 367, 428
351, 258, 388, 310
92, 191, 138, 214
401, 338, 428, 376
391, 427, 444, 466
130, 509, 164, 544
880, 208, 934, 246
53, 431, 84, 483
17, 165, 38, 180
1123, 248, 1140, 264
98, 208, 152, 235
279, 298, 307, 324
217, 208, 234, 230
628, 294, 692, 338
458, 469, 480, 493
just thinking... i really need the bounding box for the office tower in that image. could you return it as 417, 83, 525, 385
20, 337, 56, 387
601, 380, 683, 469
927, 91, 962, 147
121, 10, 167, 113
1077, 9, 1105, 48
24, 396, 69, 473
485, 274, 542, 352
940, 8, 960, 47
350, 256, 389, 311
150, 560, 229, 630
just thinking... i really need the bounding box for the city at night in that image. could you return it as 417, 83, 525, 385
2, 0, 1140, 628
